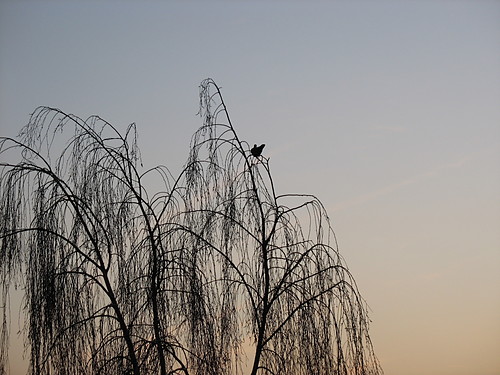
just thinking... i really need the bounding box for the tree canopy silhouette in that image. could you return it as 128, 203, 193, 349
0, 79, 382, 375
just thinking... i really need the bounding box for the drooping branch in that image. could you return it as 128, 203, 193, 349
175, 79, 382, 375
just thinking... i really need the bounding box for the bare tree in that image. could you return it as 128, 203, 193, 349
0, 79, 382, 375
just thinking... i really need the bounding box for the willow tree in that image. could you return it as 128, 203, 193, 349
0, 79, 381, 375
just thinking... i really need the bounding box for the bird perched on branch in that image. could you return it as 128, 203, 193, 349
251, 144, 265, 157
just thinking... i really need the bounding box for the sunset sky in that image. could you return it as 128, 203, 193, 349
1, 1, 499, 374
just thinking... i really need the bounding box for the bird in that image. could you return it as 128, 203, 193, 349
251, 144, 265, 157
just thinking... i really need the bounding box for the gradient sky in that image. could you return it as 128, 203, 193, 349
1, 1, 499, 374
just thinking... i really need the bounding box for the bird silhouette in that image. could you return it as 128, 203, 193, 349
251, 144, 265, 157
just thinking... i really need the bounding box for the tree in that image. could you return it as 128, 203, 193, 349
0, 79, 382, 375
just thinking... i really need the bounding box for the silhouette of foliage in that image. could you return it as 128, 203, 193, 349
0, 79, 382, 375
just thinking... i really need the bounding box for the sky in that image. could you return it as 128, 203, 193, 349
0, 1, 499, 374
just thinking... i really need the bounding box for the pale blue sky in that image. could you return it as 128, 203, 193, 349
1, 1, 499, 374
